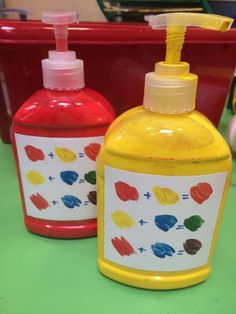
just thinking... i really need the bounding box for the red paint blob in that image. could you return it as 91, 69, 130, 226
111, 236, 136, 257
84, 143, 101, 161
30, 193, 50, 210
190, 182, 213, 204
24, 145, 45, 162
115, 181, 139, 201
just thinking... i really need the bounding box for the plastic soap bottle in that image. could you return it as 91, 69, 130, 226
12, 11, 115, 238
97, 13, 233, 289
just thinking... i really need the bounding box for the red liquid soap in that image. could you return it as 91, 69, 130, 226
11, 11, 115, 238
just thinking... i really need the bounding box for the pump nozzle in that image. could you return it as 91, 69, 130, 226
143, 13, 233, 114
149, 13, 233, 65
42, 11, 77, 52
41, 11, 84, 91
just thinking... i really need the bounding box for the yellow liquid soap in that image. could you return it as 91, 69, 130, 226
97, 106, 231, 289
97, 13, 233, 289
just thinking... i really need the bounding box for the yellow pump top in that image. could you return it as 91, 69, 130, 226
143, 13, 233, 114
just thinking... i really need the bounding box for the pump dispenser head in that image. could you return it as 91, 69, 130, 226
42, 11, 84, 90
143, 13, 233, 113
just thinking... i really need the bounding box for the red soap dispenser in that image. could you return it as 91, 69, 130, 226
11, 11, 115, 238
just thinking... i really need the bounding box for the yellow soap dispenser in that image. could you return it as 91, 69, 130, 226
97, 13, 233, 290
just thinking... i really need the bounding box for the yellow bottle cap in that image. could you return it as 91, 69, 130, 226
143, 13, 233, 114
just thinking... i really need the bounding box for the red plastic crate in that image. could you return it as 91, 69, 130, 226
0, 20, 236, 143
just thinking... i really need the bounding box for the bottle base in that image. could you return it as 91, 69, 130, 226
98, 258, 210, 290
25, 216, 97, 238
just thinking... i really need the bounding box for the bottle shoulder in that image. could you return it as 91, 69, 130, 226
13, 88, 115, 127
103, 106, 230, 161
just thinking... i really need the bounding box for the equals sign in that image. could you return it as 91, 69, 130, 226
177, 250, 185, 255
182, 194, 189, 200
176, 225, 184, 230
84, 201, 89, 206
79, 153, 84, 158
79, 179, 85, 183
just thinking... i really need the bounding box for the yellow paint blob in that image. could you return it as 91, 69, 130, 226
153, 186, 179, 205
111, 210, 135, 228
54, 147, 77, 163
26, 170, 46, 185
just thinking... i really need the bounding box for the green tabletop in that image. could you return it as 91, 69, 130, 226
1, 109, 235, 314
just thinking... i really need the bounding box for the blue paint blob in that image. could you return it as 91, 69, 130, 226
154, 214, 177, 232
151, 243, 175, 258
61, 195, 82, 209
60, 171, 79, 185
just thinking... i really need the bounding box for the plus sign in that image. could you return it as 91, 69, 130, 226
139, 219, 147, 226
48, 152, 54, 159
144, 192, 151, 199
48, 176, 55, 181
138, 247, 146, 253
52, 200, 58, 205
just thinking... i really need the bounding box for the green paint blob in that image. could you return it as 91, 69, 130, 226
184, 215, 205, 232
84, 171, 96, 185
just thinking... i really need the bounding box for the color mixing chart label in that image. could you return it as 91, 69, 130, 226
15, 134, 103, 221
104, 166, 228, 272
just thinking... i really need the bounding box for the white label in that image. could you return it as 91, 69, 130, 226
15, 134, 103, 221
104, 166, 228, 272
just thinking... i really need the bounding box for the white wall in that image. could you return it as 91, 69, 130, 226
6, 0, 107, 21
